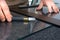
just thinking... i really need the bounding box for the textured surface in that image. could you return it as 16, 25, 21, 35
22, 26, 60, 40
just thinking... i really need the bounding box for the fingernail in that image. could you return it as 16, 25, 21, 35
6, 15, 12, 22
7, 19, 12, 22
48, 12, 51, 14
1, 19, 5, 22
55, 11, 58, 14
7, 17, 12, 22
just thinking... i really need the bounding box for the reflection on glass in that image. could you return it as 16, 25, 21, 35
0, 23, 12, 40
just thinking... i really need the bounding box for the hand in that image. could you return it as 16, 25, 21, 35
0, 0, 12, 22
36, 0, 59, 13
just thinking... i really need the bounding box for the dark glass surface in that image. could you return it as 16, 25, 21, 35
0, 3, 60, 40
0, 12, 50, 40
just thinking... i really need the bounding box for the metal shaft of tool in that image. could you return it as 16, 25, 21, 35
12, 17, 36, 22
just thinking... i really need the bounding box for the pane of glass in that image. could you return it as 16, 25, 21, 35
0, 11, 51, 40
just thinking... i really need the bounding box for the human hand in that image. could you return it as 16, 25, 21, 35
36, 0, 59, 13
0, 0, 12, 22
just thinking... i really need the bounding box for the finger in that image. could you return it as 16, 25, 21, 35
55, 6, 59, 13
36, 0, 43, 10
0, 6, 5, 22
52, 4, 59, 13
55, 7, 59, 13
46, 2, 52, 13
0, 0, 12, 22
